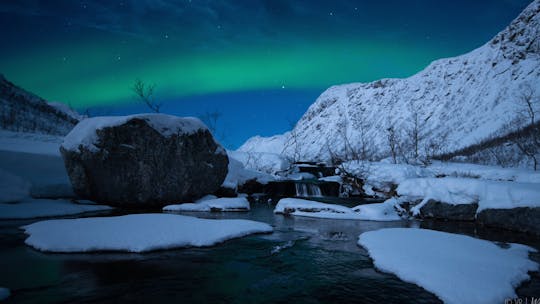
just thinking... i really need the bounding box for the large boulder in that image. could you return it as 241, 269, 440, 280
60, 114, 228, 207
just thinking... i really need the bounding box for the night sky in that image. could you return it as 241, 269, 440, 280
0, 0, 532, 148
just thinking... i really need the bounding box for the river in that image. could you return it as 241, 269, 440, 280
1, 201, 539, 303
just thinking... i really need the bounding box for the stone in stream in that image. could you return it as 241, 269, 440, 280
417, 199, 479, 221
477, 207, 540, 236
60, 114, 228, 207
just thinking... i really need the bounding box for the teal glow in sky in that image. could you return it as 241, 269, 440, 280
0, 0, 532, 147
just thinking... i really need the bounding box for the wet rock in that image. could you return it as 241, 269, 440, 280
418, 199, 478, 221
477, 207, 540, 235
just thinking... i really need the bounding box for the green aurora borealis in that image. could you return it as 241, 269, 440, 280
2, 38, 447, 107
0, 0, 533, 147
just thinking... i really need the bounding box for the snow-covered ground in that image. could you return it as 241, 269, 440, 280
0, 131, 73, 198
222, 156, 276, 190
0, 130, 63, 156
23, 214, 273, 253
0, 287, 10, 301
358, 228, 539, 304
274, 198, 400, 221
164, 196, 250, 212
0, 168, 30, 203
428, 161, 540, 183
398, 177, 540, 215
228, 149, 289, 175
0, 198, 112, 219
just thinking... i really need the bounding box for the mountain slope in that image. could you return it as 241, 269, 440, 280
239, 0, 540, 163
0, 75, 79, 136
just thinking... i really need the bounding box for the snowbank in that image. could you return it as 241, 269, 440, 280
222, 156, 275, 189
0, 199, 112, 219
62, 114, 209, 153
164, 197, 250, 212
429, 161, 540, 183
0, 287, 10, 301
228, 150, 289, 175
0, 169, 30, 203
341, 161, 433, 195
358, 228, 538, 304
351, 198, 402, 221
397, 177, 540, 214
0, 130, 63, 156
23, 214, 273, 253
274, 198, 401, 221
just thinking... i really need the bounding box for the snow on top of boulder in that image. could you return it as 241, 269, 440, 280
397, 177, 540, 214
358, 228, 539, 304
62, 114, 208, 152
22, 213, 273, 253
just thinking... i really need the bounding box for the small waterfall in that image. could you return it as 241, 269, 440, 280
295, 182, 323, 198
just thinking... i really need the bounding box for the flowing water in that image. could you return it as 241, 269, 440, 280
295, 182, 323, 198
1, 202, 539, 303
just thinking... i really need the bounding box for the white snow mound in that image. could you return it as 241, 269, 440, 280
274, 198, 401, 221
164, 197, 250, 212
23, 214, 273, 253
358, 228, 539, 304
397, 177, 540, 214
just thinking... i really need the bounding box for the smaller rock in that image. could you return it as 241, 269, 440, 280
418, 200, 478, 221
477, 207, 540, 235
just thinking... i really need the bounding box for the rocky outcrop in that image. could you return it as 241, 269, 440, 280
60, 114, 228, 207
477, 207, 540, 236
417, 200, 479, 221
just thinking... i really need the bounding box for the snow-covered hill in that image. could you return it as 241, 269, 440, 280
240, 0, 540, 164
0, 75, 80, 136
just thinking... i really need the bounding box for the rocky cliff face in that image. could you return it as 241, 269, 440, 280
239, 0, 540, 163
0, 75, 79, 136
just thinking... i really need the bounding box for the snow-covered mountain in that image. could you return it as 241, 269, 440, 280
0, 75, 80, 136
239, 0, 540, 163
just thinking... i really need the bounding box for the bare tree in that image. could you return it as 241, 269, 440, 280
386, 126, 398, 164
407, 106, 422, 160
423, 130, 449, 164
132, 79, 161, 113
282, 119, 301, 163
200, 110, 227, 142
510, 84, 539, 170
